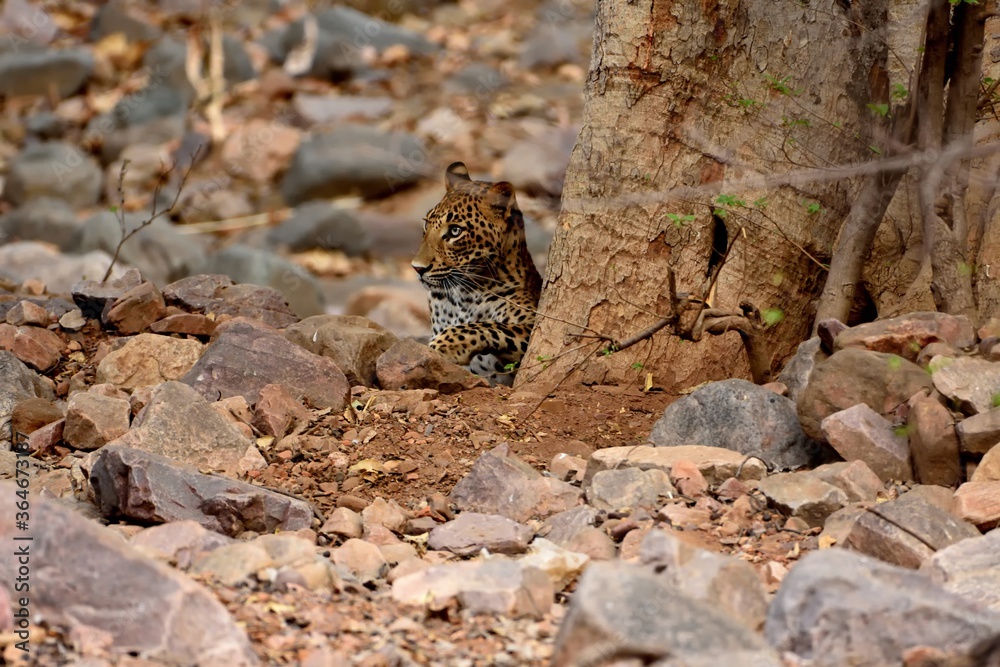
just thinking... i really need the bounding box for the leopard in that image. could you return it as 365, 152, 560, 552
411, 162, 542, 386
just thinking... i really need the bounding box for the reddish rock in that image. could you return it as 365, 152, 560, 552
0, 322, 63, 371
807, 460, 884, 503
252, 383, 309, 439
952, 481, 1000, 530
71, 268, 143, 319
549, 453, 586, 482
797, 348, 933, 440
586, 467, 674, 511
163, 275, 299, 328
130, 520, 234, 569
108, 381, 255, 476
285, 314, 398, 388
26, 418, 63, 452
820, 403, 913, 482
181, 318, 349, 410
585, 445, 767, 485
972, 445, 1000, 482
331, 538, 388, 584
361, 497, 408, 534
846, 496, 980, 569
320, 507, 364, 539
834, 312, 976, 362
669, 460, 708, 497
150, 313, 218, 337
96, 333, 204, 391
756, 472, 848, 527
6, 300, 48, 326
907, 392, 961, 486
11, 397, 63, 435
90, 445, 313, 537
376, 338, 487, 393
63, 392, 131, 451
103, 281, 167, 334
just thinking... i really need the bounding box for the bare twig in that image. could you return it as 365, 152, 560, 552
102, 145, 203, 283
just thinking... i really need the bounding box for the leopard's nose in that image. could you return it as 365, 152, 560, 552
411, 262, 430, 277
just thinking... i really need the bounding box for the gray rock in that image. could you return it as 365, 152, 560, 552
519, 21, 587, 69
639, 529, 769, 631
756, 472, 848, 527
931, 356, 1000, 416
958, 407, 1000, 454
130, 520, 234, 568
196, 244, 324, 318
163, 274, 299, 328
922, 528, 1000, 612
74, 212, 205, 287
777, 336, 826, 404
427, 512, 533, 556
293, 94, 393, 125
284, 314, 397, 387
499, 126, 578, 197
648, 378, 819, 470
0, 198, 79, 250
393, 559, 553, 619
0, 351, 53, 450
0, 48, 93, 98
586, 467, 675, 512
540, 506, 601, 547
89, 0, 163, 42
765, 549, 1000, 666
846, 495, 981, 569
552, 560, 780, 666
268, 7, 436, 80
107, 381, 255, 476
181, 319, 350, 410
222, 34, 256, 84
450, 443, 583, 522
444, 63, 508, 96
2, 142, 102, 208
90, 445, 313, 537
89, 75, 191, 162
268, 201, 370, 255
0, 482, 258, 665
0, 241, 123, 294
797, 348, 934, 440
820, 403, 912, 482
280, 125, 425, 204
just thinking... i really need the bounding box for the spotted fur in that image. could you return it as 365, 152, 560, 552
411, 162, 542, 385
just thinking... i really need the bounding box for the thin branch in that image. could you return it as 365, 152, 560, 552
102, 145, 203, 283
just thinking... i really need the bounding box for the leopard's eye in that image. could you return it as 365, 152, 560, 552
447, 225, 464, 238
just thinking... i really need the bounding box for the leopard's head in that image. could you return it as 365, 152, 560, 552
411, 162, 523, 290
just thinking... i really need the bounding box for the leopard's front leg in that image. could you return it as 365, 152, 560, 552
429, 322, 531, 382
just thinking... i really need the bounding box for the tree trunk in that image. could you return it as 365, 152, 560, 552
520, 0, 891, 390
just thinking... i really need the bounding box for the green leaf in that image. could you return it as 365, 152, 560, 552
867, 103, 889, 118
762, 308, 784, 327
887, 355, 903, 370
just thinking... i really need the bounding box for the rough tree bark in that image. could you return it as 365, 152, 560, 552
520, 0, 893, 390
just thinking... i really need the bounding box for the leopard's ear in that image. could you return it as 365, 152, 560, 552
445, 162, 471, 191
488, 181, 515, 208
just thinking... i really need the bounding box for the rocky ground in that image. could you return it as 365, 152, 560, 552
4, 1, 1000, 666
